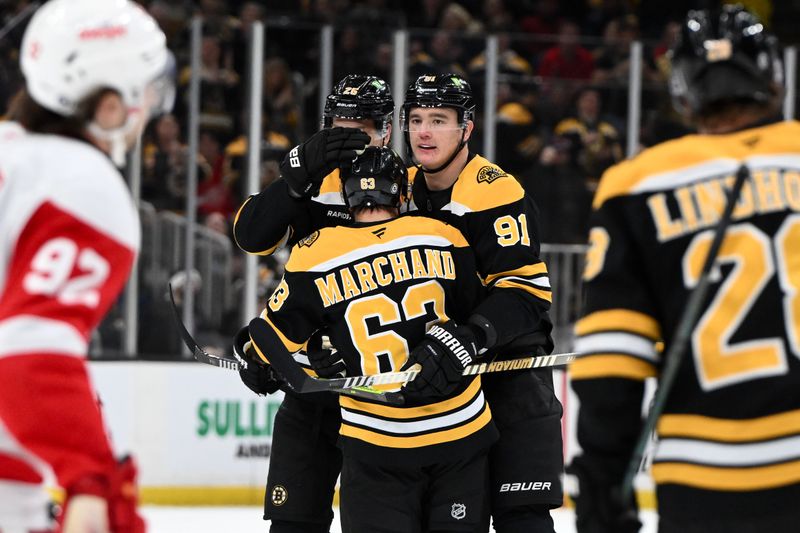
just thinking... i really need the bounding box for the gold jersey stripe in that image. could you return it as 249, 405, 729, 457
569, 354, 657, 380
340, 378, 482, 419
493, 279, 552, 303
594, 121, 800, 209
483, 262, 548, 286
652, 460, 800, 491
232, 196, 285, 256
317, 169, 342, 195
250, 314, 304, 362
285, 216, 470, 272
658, 409, 800, 442
340, 403, 492, 448
575, 309, 662, 340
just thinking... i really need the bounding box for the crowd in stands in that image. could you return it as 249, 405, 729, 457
2, 0, 773, 356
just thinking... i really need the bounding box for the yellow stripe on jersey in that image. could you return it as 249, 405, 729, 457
652, 460, 800, 491
340, 403, 492, 449
594, 120, 800, 209
233, 196, 289, 256
569, 354, 657, 380
251, 313, 304, 360
316, 168, 342, 195
483, 262, 548, 286
575, 309, 662, 340
493, 279, 552, 303
657, 409, 800, 442
340, 378, 482, 419
285, 216, 470, 273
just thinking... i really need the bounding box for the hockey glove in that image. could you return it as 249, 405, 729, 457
281, 127, 371, 199
234, 326, 282, 396
569, 456, 641, 533
401, 321, 479, 400
307, 335, 347, 378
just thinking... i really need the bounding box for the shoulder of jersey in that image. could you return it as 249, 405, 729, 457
285, 215, 469, 273
593, 120, 800, 209
311, 168, 345, 205
1, 130, 138, 249
450, 155, 523, 212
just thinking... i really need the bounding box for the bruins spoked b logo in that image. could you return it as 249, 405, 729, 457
271, 485, 288, 506
476, 166, 507, 184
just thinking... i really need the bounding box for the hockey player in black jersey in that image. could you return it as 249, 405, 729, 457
570, 6, 800, 533
234, 75, 391, 533
401, 74, 563, 533
245, 146, 497, 533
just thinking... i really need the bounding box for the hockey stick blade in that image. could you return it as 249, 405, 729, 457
169, 284, 241, 371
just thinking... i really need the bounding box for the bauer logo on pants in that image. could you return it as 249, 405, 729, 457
271, 485, 288, 506
450, 503, 466, 520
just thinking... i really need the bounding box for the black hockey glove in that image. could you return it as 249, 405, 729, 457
233, 326, 282, 396
569, 456, 642, 533
307, 335, 347, 379
401, 321, 479, 400
281, 127, 371, 199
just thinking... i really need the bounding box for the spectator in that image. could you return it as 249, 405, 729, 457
177, 34, 239, 134
197, 130, 237, 217
520, 0, 564, 57
142, 113, 193, 210
538, 20, 595, 81
495, 83, 545, 176
262, 57, 302, 142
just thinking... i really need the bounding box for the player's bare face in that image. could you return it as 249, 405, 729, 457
407, 108, 465, 169
332, 118, 390, 146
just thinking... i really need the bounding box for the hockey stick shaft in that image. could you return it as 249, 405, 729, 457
620, 164, 751, 501
0, 2, 40, 43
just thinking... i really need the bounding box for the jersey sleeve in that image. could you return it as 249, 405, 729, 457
569, 180, 661, 486
233, 179, 313, 255
0, 200, 136, 497
466, 193, 554, 349
248, 267, 323, 364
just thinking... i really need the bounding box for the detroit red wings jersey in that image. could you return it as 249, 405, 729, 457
249, 215, 497, 465
571, 120, 800, 515
0, 123, 139, 515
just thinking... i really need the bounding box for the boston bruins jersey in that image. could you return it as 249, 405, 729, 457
571, 120, 800, 519
249, 215, 497, 465
409, 153, 553, 351
233, 169, 352, 255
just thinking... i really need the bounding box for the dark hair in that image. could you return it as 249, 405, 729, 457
6, 87, 116, 143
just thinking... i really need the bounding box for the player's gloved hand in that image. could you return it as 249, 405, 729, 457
233, 326, 282, 396
281, 127, 371, 199
401, 321, 479, 400
307, 335, 346, 378
107, 456, 146, 533
569, 457, 642, 533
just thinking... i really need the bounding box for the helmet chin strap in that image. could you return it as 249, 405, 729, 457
86, 112, 142, 167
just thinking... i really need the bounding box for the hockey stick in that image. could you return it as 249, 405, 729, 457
619, 164, 751, 502
0, 2, 40, 43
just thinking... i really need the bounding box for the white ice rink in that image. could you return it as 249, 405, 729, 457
142, 506, 658, 532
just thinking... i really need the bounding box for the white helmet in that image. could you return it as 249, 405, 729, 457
20, 0, 170, 117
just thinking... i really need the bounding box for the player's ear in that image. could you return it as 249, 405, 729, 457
463, 119, 474, 143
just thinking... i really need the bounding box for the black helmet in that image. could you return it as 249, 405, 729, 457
323, 75, 394, 133
669, 5, 782, 115
401, 73, 476, 127
342, 146, 408, 210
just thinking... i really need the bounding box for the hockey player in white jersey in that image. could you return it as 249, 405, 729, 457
0, 1, 171, 532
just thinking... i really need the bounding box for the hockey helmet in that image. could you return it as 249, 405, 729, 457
342, 146, 408, 210
21, 0, 173, 118
323, 75, 394, 133
669, 5, 783, 115
401, 73, 475, 128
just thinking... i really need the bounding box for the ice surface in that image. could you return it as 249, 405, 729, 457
142, 506, 658, 532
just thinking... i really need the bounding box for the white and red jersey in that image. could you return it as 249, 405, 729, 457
0, 122, 139, 528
